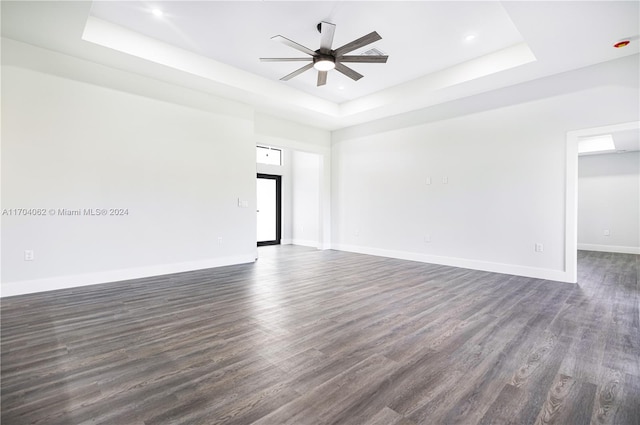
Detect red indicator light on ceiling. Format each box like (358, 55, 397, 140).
(613, 40, 630, 48)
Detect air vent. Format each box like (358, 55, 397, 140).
(361, 47, 386, 56)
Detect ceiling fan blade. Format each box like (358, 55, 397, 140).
(260, 58, 313, 62)
(334, 31, 382, 56)
(335, 63, 364, 81)
(319, 21, 336, 54)
(271, 35, 317, 56)
(337, 55, 388, 63)
(280, 62, 314, 81)
(317, 71, 328, 86)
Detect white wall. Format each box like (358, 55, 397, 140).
(3, 35, 637, 296)
(1, 40, 333, 296)
(1, 66, 257, 296)
(291, 151, 322, 247)
(332, 60, 639, 281)
(578, 152, 640, 254)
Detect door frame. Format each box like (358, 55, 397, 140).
(257, 173, 282, 246)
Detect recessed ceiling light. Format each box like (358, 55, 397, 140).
(338, 86, 345, 91)
(151, 8, 163, 18)
(578, 134, 616, 154)
(464, 34, 476, 42)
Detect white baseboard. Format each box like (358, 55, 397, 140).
(282, 239, 331, 250)
(291, 239, 321, 249)
(577, 243, 640, 255)
(331, 244, 572, 283)
(1, 254, 256, 298)
(4, 243, 582, 298)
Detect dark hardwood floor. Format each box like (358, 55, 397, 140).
(1, 247, 638, 424)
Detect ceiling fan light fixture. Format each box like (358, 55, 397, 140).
(313, 57, 335, 71)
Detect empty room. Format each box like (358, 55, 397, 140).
(1, 1, 639, 424)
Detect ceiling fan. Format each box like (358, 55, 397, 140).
(260, 22, 388, 87)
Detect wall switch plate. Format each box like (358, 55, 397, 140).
(424, 235, 431, 243)
(218, 237, 223, 245)
(603, 229, 610, 236)
(238, 198, 249, 208)
(442, 176, 449, 184)
(426, 177, 431, 185)
(535, 243, 544, 252)
(24, 250, 34, 261)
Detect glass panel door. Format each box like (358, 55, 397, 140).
(257, 174, 281, 245)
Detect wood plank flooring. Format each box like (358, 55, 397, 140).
(1, 247, 638, 424)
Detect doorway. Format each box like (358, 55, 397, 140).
(257, 173, 282, 246)
(566, 120, 640, 282)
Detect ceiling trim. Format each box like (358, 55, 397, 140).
(339, 42, 536, 118)
(82, 16, 340, 117)
(3, 1, 636, 131)
(82, 15, 536, 124)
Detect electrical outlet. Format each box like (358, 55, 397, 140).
(442, 176, 449, 184)
(535, 243, 544, 252)
(424, 235, 431, 243)
(24, 250, 34, 261)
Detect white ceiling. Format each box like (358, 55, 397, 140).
(88, 1, 527, 103)
(1, 1, 639, 130)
